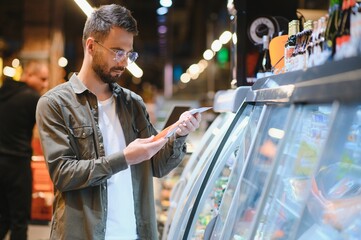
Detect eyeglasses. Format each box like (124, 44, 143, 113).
(94, 40, 139, 64)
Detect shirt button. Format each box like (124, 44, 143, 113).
(94, 105, 98, 109)
(82, 132, 86, 137)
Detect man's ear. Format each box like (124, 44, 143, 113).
(86, 38, 95, 54)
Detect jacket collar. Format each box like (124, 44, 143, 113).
(69, 73, 88, 94)
(69, 73, 122, 96)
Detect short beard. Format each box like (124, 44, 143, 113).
(92, 54, 123, 84)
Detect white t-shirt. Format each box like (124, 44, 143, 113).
(98, 97, 138, 240)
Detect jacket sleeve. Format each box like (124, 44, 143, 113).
(152, 134, 188, 178)
(36, 95, 128, 192)
(132, 97, 188, 178)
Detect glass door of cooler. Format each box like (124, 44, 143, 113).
(167, 110, 241, 240)
(248, 103, 336, 240)
(211, 104, 292, 240)
(182, 103, 265, 240)
(162, 111, 235, 240)
(181, 112, 236, 184)
(296, 104, 361, 239)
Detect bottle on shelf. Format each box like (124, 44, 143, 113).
(307, 20, 318, 68)
(261, 35, 273, 77)
(292, 25, 303, 71)
(324, 0, 342, 59)
(336, 0, 351, 51)
(284, 20, 300, 72)
(314, 16, 327, 66)
(335, 0, 358, 60)
(256, 35, 273, 79)
(300, 20, 313, 70)
(351, 0, 361, 54)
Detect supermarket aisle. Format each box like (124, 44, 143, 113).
(5, 223, 51, 240)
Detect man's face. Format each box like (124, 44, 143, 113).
(92, 27, 135, 84)
(26, 65, 49, 93)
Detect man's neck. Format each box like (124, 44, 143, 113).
(77, 69, 112, 101)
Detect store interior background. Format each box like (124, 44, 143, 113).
(0, 0, 331, 238)
(0, 0, 328, 104)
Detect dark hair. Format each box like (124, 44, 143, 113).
(82, 4, 138, 47)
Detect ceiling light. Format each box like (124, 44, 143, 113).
(203, 49, 214, 60)
(160, 0, 172, 8)
(211, 40, 222, 52)
(73, 0, 93, 17)
(157, 7, 168, 15)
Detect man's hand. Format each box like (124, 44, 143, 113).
(123, 136, 168, 165)
(175, 111, 201, 137)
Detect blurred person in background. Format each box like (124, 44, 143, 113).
(0, 60, 49, 240)
(35, 4, 201, 240)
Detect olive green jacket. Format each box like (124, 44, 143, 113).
(36, 74, 187, 240)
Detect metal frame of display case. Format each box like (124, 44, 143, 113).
(179, 99, 269, 239)
(217, 104, 294, 240)
(164, 87, 251, 240)
(179, 102, 255, 239)
(162, 112, 232, 240)
(182, 103, 291, 239)
(186, 103, 267, 239)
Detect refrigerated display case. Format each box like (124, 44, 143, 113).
(246, 55, 361, 240)
(184, 103, 265, 239)
(163, 87, 250, 240)
(169, 98, 267, 240)
(249, 104, 334, 240)
(162, 112, 232, 239)
(295, 104, 361, 240)
(177, 87, 251, 186)
(212, 105, 292, 240)
(177, 55, 361, 240)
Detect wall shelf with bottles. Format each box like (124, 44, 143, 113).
(249, 54, 361, 104)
